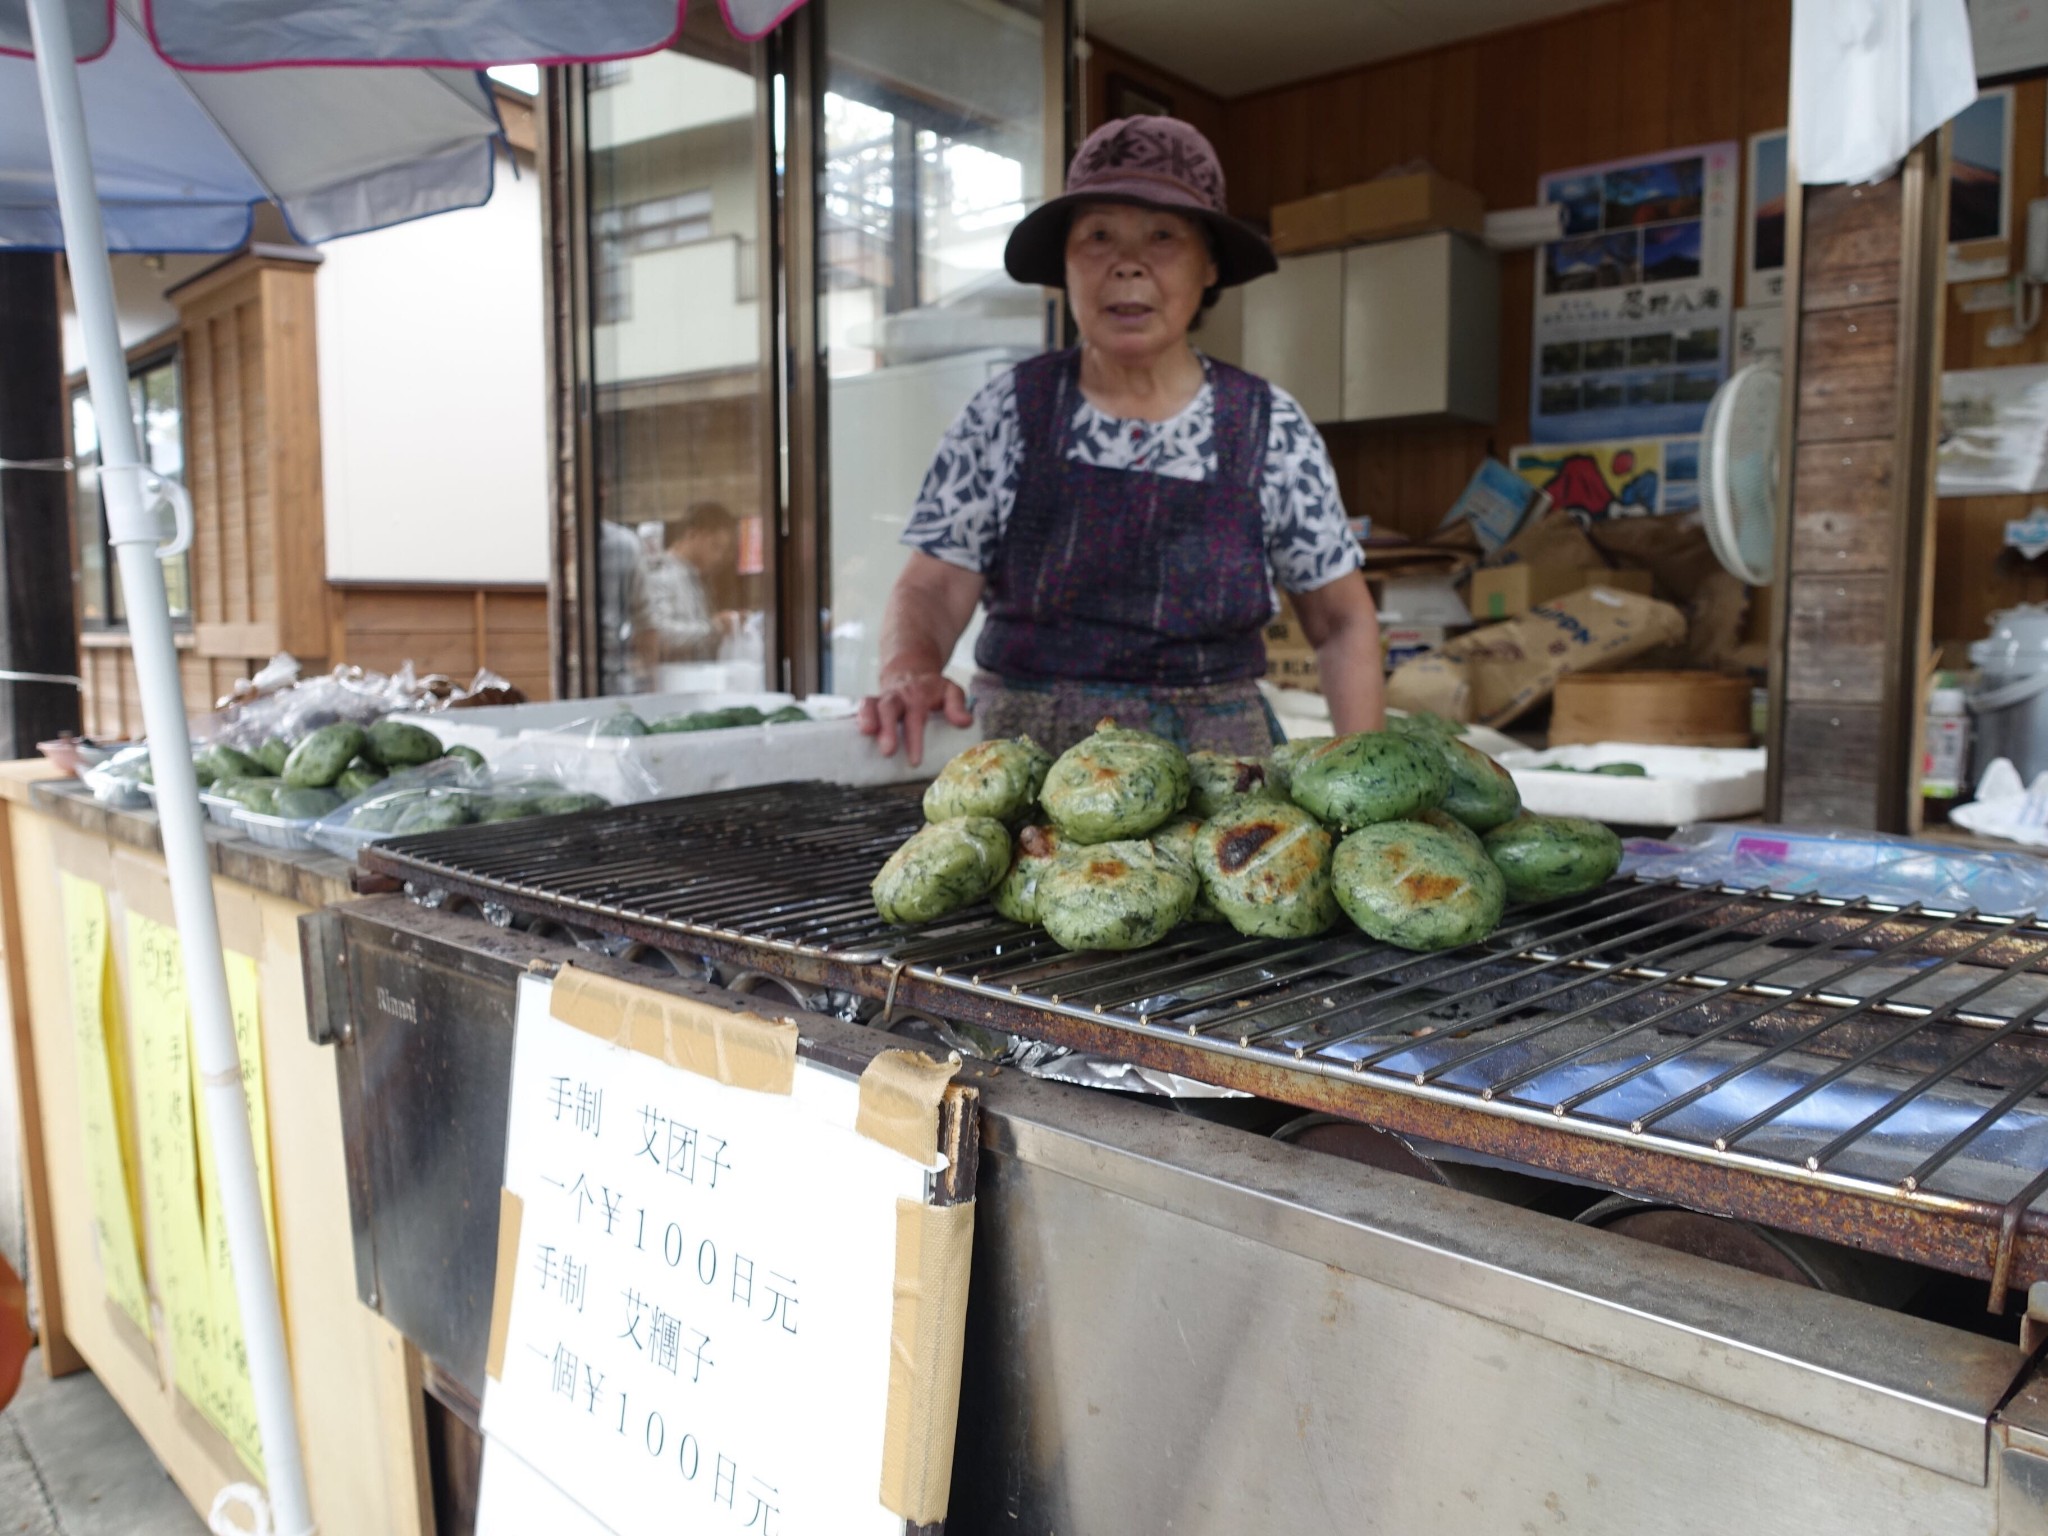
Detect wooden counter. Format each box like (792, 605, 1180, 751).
(0, 761, 429, 1535)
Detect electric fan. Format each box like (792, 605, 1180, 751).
(1698, 361, 1783, 585)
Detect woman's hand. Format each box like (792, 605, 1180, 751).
(860, 670, 974, 766)
(859, 553, 987, 767)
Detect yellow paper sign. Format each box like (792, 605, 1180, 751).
(58, 873, 149, 1336)
(188, 949, 274, 1475)
(125, 911, 213, 1411)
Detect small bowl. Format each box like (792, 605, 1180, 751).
(38, 735, 124, 777)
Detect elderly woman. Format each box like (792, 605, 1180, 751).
(859, 116, 1382, 762)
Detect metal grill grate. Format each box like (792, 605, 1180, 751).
(363, 782, 2048, 1292)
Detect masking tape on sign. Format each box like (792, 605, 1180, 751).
(854, 1048, 961, 1165)
(484, 1188, 524, 1384)
(879, 1198, 975, 1524)
(549, 964, 797, 1094)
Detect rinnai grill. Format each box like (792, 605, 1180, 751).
(361, 782, 2048, 1296)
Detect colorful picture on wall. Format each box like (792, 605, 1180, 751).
(1746, 129, 1786, 306)
(1951, 88, 2013, 248)
(1532, 141, 1738, 442)
(1512, 440, 1665, 518)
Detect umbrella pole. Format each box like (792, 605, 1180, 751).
(24, 2, 316, 1532)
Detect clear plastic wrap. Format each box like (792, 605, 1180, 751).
(81, 743, 154, 809)
(1621, 822, 2048, 917)
(305, 752, 623, 859)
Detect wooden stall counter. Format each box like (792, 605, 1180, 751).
(0, 760, 430, 1536)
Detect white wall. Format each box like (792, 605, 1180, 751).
(317, 148, 549, 583)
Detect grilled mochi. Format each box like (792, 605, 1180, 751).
(992, 824, 1062, 924)
(1036, 840, 1198, 951)
(1196, 801, 1338, 939)
(1417, 806, 1487, 856)
(1040, 719, 1190, 844)
(923, 735, 1052, 825)
(1288, 731, 1450, 831)
(872, 817, 1011, 926)
(1483, 814, 1623, 903)
(1429, 736, 1522, 832)
(1185, 750, 1284, 819)
(1267, 735, 1333, 795)
(1333, 820, 1505, 952)
(1150, 815, 1224, 923)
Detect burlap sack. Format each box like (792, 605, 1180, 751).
(1387, 584, 1688, 727)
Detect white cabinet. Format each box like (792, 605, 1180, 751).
(1244, 231, 1498, 426)
(1239, 250, 1342, 421)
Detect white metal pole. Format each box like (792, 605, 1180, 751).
(23, 2, 316, 1532)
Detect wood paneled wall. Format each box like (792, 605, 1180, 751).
(1208, 0, 1792, 541)
(327, 584, 551, 701)
(78, 642, 254, 741)
(1079, 38, 1226, 147)
(1936, 77, 2048, 653)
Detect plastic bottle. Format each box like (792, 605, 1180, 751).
(1922, 683, 1970, 809)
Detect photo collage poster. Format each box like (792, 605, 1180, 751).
(1531, 141, 1739, 445)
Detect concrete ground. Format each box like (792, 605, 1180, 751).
(0, 1351, 206, 1536)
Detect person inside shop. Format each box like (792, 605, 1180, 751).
(858, 115, 1381, 764)
(634, 499, 742, 668)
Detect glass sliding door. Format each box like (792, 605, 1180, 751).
(816, 0, 1051, 696)
(584, 23, 775, 697)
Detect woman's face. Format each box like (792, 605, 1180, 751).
(1064, 202, 1217, 365)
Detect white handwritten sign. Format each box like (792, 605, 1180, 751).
(478, 974, 936, 1536)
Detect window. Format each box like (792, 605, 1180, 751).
(589, 60, 632, 89)
(586, 42, 771, 696)
(591, 188, 715, 322)
(818, 0, 1047, 694)
(70, 351, 190, 627)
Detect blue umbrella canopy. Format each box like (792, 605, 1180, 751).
(0, 4, 502, 250)
(0, 0, 802, 66)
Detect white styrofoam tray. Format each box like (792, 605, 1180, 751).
(388, 691, 973, 804)
(1496, 742, 1767, 826)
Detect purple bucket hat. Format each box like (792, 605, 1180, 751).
(1003, 116, 1277, 289)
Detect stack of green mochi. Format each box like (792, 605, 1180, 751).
(873, 712, 1624, 954)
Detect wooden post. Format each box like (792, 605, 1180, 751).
(0, 252, 83, 757)
(1767, 137, 1947, 830)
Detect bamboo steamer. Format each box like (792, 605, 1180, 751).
(1549, 671, 1753, 748)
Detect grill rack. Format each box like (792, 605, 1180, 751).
(362, 781, 2048, 1296)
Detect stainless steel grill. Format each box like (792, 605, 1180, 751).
(361, 781, 2048, 1294)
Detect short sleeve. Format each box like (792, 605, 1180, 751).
(900, 370, 1023, 574)
(1259, 385, 1364, 594)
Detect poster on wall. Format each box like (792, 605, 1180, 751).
(1510, 437, 1701, 518)
(1746, 130, 1786, 307)
(1531, 141, 1739, 443)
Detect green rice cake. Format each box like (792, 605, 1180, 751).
(1288, 731, 1449, 831)
(924, 736, 1053, 826)
(1433, 736, 1522, 833)
(1036, 840, 1197, 952)
(1483, 814, 1623, 904)
(872, 817, 1010, 926)
(1416, 807, 1487, 856)
(992, 824, 1062, 925)
(1149, 816, 1223, 923)
(1195, 801, 1338, 939)
(1267, 735, 1333, 794)
(1185, 750, 1283, 819)
(1333, 820, 1505, 952)
(1040, 719, 1189, 844)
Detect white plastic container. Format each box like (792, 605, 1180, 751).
(1922, 685, 1970, 799)
(1496, 742, 1767, 825)
(387, 691, 977, 805)
(233, 807, 323, 851)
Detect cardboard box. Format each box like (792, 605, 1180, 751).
(1383, 624, 1449, 671)
(1466, 564, 1654, 622)
(1264, 594, 1457, 692)
(1340, 171, 1485, 245)
(1270, 191, 1345, 255)
(1269, 171, 1485, 256)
